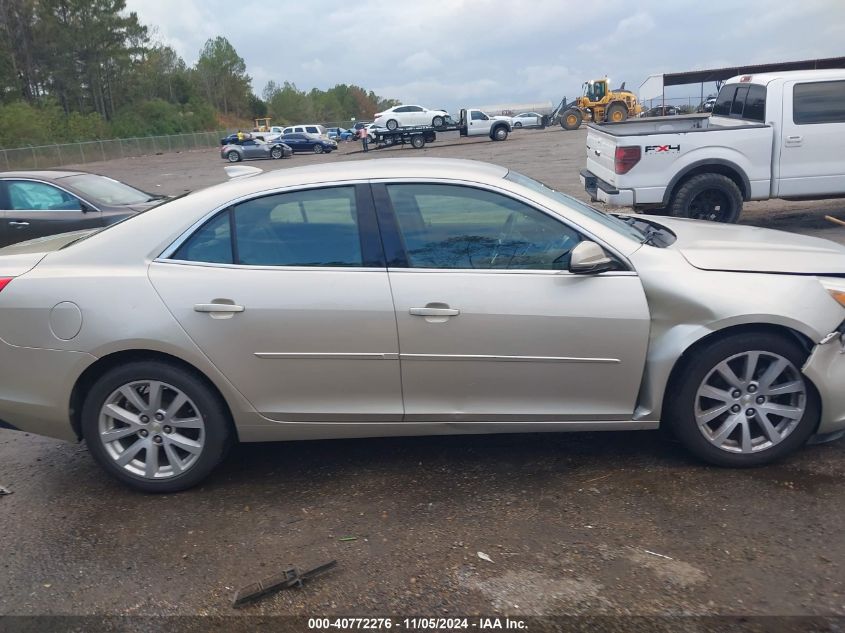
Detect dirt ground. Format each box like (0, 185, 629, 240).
(1, 127, 844, 623)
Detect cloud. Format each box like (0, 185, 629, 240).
(124, 0, 845, 109)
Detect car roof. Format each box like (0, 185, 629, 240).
(0, 170, 89, 180)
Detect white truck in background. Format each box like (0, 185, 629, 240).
(580, 69, 845, 222)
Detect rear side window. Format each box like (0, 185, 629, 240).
(173, 187, 363, 267)
(794, 81, 845, 124)
(712, 86, 736, 117)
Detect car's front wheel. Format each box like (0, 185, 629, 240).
(668, 332, 819, 467)
(270, 147, 283, 159)
(313, 144, 324, 154)
(82, 361, 232, 492)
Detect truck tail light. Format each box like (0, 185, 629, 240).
(0, 277, 14, 292)
(615, 146, 641, 174)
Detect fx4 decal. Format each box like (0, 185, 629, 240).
(645, 144, 680, 154)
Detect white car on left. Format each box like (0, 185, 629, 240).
(373, 105, 450, 130)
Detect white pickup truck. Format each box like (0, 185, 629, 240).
(580, 69, 845, 222)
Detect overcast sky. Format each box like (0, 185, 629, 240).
(126, 0, 845, 110)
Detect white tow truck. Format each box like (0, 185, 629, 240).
(580, 69, 845, 222)
(367, 108, 512, 149)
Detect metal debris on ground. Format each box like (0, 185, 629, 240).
(0, 486, 11, 496)
(644, 549, 674, 560)
(232, 560, 337, 608)
(477, 551, 494, 563)
(339, 536, 358, 542)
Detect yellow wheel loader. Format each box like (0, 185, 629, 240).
(548, 79, 643, 130)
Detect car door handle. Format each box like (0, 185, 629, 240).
(194, 303, 245, 313)
(785, 135, 803, 146)
(8, 221, 29, 228)
(409, 307, 460, 317)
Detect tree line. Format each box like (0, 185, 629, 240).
(0, 0, 398, 148)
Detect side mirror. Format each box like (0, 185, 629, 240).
(80, 201, 96, 213)
(569, 240, 615, 275)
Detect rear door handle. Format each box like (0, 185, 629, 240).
(194, 303, 245, 313)
(785, 135, 803, 147)
(8, 221, 29, 228)
(409, 307, 460, 317)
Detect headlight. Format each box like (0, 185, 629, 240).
(819, 277, 845, 308)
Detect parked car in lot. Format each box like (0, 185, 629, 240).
(642, 105, 679, 117)
(2, 157, 845, 492)
(374, 105, 450, 130)
(280, 133, 337, 154)
(282, 124, 328, 138)
(512, 112, 544, 128)
(697, 97, 717, 113)
(581, 69, 845, 222)
(327, 127, 354, 141)
(0, 170, 165, 247)
(220, 138, 292, 162)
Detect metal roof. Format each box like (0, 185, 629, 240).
(662, 56, 845, 86)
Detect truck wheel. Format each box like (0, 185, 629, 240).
(410, 135, 425, 149)
(666, 332, 818, 467)
(561, 109, 582, 130)
(491, 125, 509, 141)
(432, 116, 444, 128)
(226, 151, 241, 163)
(386, 119, 399, 131)
(670, 173, 743, 223)
(606, 103, 628, 123)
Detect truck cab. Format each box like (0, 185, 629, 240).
(459, 109, 511, 141)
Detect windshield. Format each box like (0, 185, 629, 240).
(504, 170, 645, 242)
(62, 174, 156, 205)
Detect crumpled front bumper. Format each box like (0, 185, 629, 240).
(804, 330, 845, 435)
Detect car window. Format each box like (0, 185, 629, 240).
(61, 174, 152, 205)
(305, 126, 318, 134)
(386, 183, 581, 270)
(4, 180, 82, 211)
(794, 80, 845, 124)
(712, 85, 736, 117)
(409, 106, 424, 112)
(470, 111, 486, 121)
(393, 106, 410, 113)
(743, 85, 766, 122)
(730, 86, 749, 116)
(174, 187, 363, 267)
(172, 209, 233, 264)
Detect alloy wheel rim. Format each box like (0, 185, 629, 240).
(694, 351, 806, 454)
(98, 380, 206, 479)
(690, 189, 730, 221)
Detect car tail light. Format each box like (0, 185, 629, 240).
(0, 277, 14, 292)
(614, 146, 641, 174)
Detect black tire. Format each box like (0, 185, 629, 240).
(514, 121, 523, 128)
(561, 108, 582, 130)
(432, 115, 444, 128)
(606, 103, 628, 123)
(81, 361, 233, 493)
(226, 151, 241, 163)
(491, 125, 509, 141)
(313, 144, 324, 154)
(386, 119, 399, 131)
(410, 134, 425, 149)
(270, 147, 283, 159)
(669, 173, 743, 223)
(667, 332, 819, 468)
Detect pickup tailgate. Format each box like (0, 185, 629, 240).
(585, 126, 618, 186)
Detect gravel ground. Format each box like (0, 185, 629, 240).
(1, 127, 844, 621)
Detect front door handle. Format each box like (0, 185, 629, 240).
(8, 221, 29, 228)
(409, 307, 460, 317)
(194, 303, 245, 313)
(785, 135, 803, 147)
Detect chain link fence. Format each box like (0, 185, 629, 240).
(0, 130, 227, 170)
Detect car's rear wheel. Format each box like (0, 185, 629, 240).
(670, 173, 743, 223)
(82, 361, 232, 493)
(226, 151, 241, 163)
(386, 119, 399, 131)
(270, 147, 283, 159)
(668, 332, 819, 467)
(313, 144, 324, 154)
